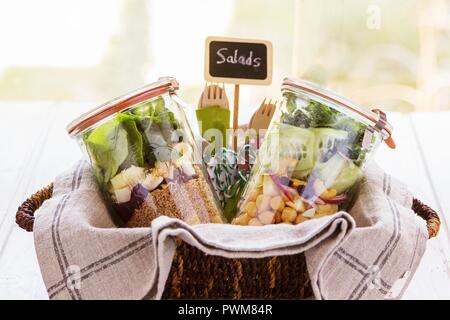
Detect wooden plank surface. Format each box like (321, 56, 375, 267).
(0, 104, 449, 299)
(0, 103, 89, 300)
(374, 112, 450, 299)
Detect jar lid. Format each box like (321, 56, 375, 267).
(67, 77, 179, 136)
(282, 77, 396, 149)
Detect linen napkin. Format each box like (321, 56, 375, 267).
(33, 160, 427, 300)
(196, 106, 230, 148)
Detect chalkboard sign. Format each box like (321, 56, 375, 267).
(204, 36, 273, 85)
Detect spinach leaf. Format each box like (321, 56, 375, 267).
(132, 98, 181, 165)
(84, 96, 180, 184)
(116, 113, 144, 168)
(132, 97, 178, 128)
(84, 118, 129, 183)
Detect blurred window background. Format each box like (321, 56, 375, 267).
(0, 0, 449, 120)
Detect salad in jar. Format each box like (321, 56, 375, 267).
(68, 78, 224, 227)
(233, 78, 394, 226)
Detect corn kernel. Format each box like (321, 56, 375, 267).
(316, 204, 339, 216)
(292, 179, 307, 187)
(281, 207, 297, 223)
(320, 188, 337, 200)
(244, 201, 257, 217)
(248, 189, 259, 201)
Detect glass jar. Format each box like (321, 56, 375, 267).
(233, 78, 395, 226)
(67, 77, 224, 227)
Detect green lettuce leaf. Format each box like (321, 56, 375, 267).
(84, 118, 129, 183)
(116, 113, 144, 168)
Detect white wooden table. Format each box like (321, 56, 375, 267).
(0, 103, 449, 299)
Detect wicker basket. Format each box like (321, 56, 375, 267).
(16, 183, 440, 299)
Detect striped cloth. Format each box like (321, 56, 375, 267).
(33, 160, 427, 300)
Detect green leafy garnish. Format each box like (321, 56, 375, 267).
(84, 118, 129, 184)
(334, 116, 368, 164)
(83, 96, 180, 184)
(306, 100, 340, 127)
(116, 113, 144, 168)
(132, 97, 178, 128)
(281, 95, 369, 166)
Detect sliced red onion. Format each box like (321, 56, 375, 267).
(270, 175, 297, 202)
(321, 194, 348, 204)
(113, 184, 149, 223)
(315, 197, 326, 205)
(301, 197, 317, 208)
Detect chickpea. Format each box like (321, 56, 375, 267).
(281, 207, 297, 223)
(242, 214, 253, 225)
(270, 196, 285, 212)
(274, 211, 282, 224)
(234, 214, 251, 226)
(256, 195, 271, 212)
(295, 214, 308, 225)
(244, 201, 257, 217)
(239, 214, 253, 226)
(258, 211, 275, 225)
(248, 218, 263, 226)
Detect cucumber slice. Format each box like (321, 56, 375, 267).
(315, 153, 347, 188)
(315, 153, 362, 194)
(260, 123, 315, 172)
(312, 128, 348, 162)
(331, 161, 362, 194)
(292, 168, 312, 179)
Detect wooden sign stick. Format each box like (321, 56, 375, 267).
(233, 84, 240, 151)
(204, 36, 273, 151)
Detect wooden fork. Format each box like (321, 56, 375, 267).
(249, 98, 277, 131)
(248, 98, 277, 147)
(198, 83, 229, 109)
